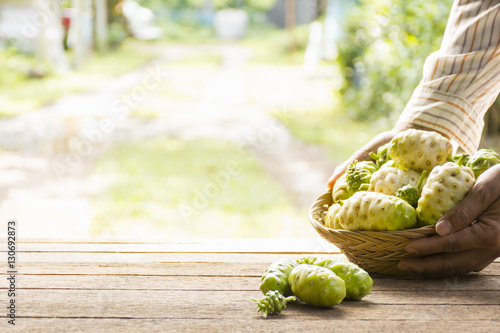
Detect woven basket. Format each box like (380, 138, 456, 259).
(309, 190, 437, 275)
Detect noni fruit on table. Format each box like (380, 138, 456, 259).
(337, 191, 417, 231)
(289, 264, 346, 307)
(416, 161, 475, 226)
(324, 203, 343, 229)
(345, 161, 379, 197)
(260, 258, 297, 296)
(388, 129, 453, 172)
(395, 170, 428, 208)
(369, 166, 422, 196)
(466, 148, 500, 179)
(252, 290, 296, 318)
(313, 257, 373, 301)
(332, 173, 350, 203)
(295, 256, 320, 265)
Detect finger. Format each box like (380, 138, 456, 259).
(470, 260, 493, 273)
(327, 130, 397, 189)
(435, 164, 500, 236)
(398, 249, 490, 277)
(406, 222, 491, 255)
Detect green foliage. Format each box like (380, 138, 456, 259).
(89, 137, 308, 238)
(337, 0, 454, 121)
(214, 0, 277, 12)
(0, 40, 154, 117)
(135, 0, 206, 10)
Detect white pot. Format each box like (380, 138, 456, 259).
(214, 9, 249, 40)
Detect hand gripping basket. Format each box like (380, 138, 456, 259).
(309, 190, 437, 275)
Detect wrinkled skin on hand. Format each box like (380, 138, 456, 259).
(398, 164, 500, 277)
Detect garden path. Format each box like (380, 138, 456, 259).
(0, 43, 337, 238)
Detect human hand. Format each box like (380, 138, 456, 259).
(326, 123, 430, 189)
(398, 163, 500, 277)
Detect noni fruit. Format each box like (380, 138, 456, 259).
(416, 161, 475, 226)
(260, 258, 297, 296)
(467, 148, 500, 179)
(346, 161, 379, 196)
(337, 191, 417, 231)
(324, 203, 343, 229)
(314, 257, 373, 301)
(369, 166, 421, 196)
(388, 129, 453, 172)
(289, 264, 346, 307)
(296, 256, 321, 265)
(395, 170, 428, 208)
(369, 142, 392, 167)
(332, 173, 350, 203)
(252, 290, 296, 319)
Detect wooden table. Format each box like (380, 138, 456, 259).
(2, 238, 499, 332)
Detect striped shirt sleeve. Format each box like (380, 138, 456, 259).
(397, 0, 500, 155)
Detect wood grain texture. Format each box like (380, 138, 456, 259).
(0, 238, 498, 332)
(12, 318, 500, 333)
(1, 274, 498, 292)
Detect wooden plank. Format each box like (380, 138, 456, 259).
(11, 290, 500, 319)
(0, 238, 341, 254)
(11, 252, 345, 264)
(7, 260, 500, 277)
(11, 318, 500, 333)
(0, 274, 498, 292)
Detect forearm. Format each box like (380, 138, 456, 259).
(398, 0, 500, 155)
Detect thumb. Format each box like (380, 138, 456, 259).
(436, 164, 500, 236)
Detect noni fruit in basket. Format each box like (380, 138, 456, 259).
(345, 161, 379, 197)
(289, 264, 346, 307)
(466, 148, 500, 179)
(395, 170, 428, 208)
(324, 203, 343, 229)
(337, 191, 417, 231)
(388, 129, 453, 172)
(369, 142, 392, 167)
(369, 166, 422, 196)
(260, 258, 297, 296)
(332, 173, 350, 203)
(252, 290, 296, 318)
(313, 257, 373, 301)
(416, 160, 475, 226)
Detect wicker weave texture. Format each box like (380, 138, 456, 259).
(309, 190, 437, 275)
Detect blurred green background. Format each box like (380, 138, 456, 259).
(0, 0, 498, 240)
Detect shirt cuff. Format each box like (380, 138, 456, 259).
(397, 87, 484, 155)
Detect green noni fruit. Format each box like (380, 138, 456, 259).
(395, 170, 428, 208)
(369, 142, 392, 167)
(417, 162, 475, 226)
(345, 161, 379, 197)
(252, 290, 296, 319)
(369, 166, 421, 196)
(296, 256, 320, 265)
(388, 129, 453, 172)
(466, 148, 500, 179)
(289, 264, 346, 307)
(337, 191, 417, 231)
(260, 258, 297, 296)
(332, 173, 350, 203)
(324, 203, 343, 229)
(313, 257, 373, 301)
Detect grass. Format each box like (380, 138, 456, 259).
(0, 39, 156, 117)
(88, 137, 313, 239)
(273, 106, 393, 163)
(241, 24, 310, 65)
